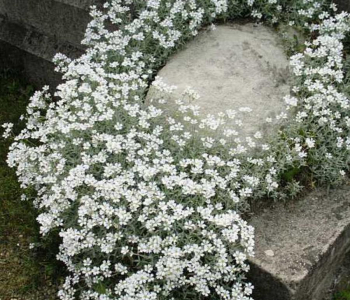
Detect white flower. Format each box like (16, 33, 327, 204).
(305, 138, 315, 148)
(2, 122, 13, 138)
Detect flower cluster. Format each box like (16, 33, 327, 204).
(284, 8, 350, 186)
(3, 0, 350, 299)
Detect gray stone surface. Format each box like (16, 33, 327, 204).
(0, 41, 63, 90)
(147, 23, 290, 138)
(0, 0, 99, 88)
(0, 0, 92, 48)
(56, 0, 105, 10)
(0, 16, 84, 62)
(249, 183, 350, 300)
(323, 250, 350, 299)
(334, 0, 350, 12)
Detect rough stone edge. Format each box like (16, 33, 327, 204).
(0, 40, 62, 90)
(335, 0, 350, 12)
(55, 0, 105, 10)
(0, 0, 93, 48)
(248, 185, 350, 300)
(0, 16, 84, 62)
(0, 15, 86, 89)
(296, 221, 350, 300)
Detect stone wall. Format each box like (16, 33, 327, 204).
(0, 0, 103, 88)
(335, 0, 350, 12)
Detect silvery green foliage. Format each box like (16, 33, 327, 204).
(2, 0, 350, 299)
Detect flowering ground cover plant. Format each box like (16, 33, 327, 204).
(2, 0, 350, 299)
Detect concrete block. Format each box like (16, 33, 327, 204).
(0, 0, 92, 48)
(334, 0, 350, 12)
(0, 15, 84, 89)
(249, 183, 350, 300)
(0, 16, 84, 62)
(0, 40, 62, 89)
(55, 0, 105, 10)
(0, 0, 98, 88)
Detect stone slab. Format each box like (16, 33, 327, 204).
(55, 0, 105, 10)
(0, 0, 97, 88)
(147, 23, 290, 138)
(322, 250, 350, 299)
(249, 183, 350, 300)
(0, 15, 85, 89)
(0, 0, 92, 48)
(334, 0, 350, 12)
(0, 40, 62, 90)
(0, 16, 84, 62)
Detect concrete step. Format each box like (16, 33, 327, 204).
(0, 14, 84, 88)
(0, 0, 98, 88)
(249, 183, 350, 300)
(0, 16, 84, 62)
(55, 0, 105, 10)
(334, 0, 350, 12)
(0, 0, 95, 48)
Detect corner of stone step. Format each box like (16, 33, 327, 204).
(248, 183, 350, 300)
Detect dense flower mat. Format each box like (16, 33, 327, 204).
(2, 0, 350, 299)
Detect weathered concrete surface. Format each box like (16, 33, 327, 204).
(0, 41, 63, 89)
(56, 0, 105, 10)
(0, 0, 95, 48)
(0, 0, 101, 88)
(147, 23, 290, 137)
(334, 0, 350, 12)
(323, 251, 350, 299)
(248, 183, 350, 300)
(0, 16, 84, 63)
